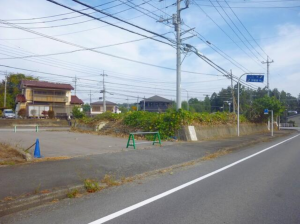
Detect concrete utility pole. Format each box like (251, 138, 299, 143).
(175, 0, 181, 111)
(230, 70, 236, 113)
(262, 56, 274, 97)
(4, 73, 7, 107)
(100, 71, 108, 112)
(159, 0, 189, 111)
(74, 75, 77, 95)
(88, 90, 93, 115)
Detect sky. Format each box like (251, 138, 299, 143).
(0, 0, 299, 104)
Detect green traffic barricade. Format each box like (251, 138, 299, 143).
(126, 132, 162, 149)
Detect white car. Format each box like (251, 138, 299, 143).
(2, 109, 16, 119)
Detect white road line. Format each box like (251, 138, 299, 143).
(89, 134, 300, 224)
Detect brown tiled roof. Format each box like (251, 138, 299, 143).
(71, 95, 84, 104)
(21, 80, 74, 90)
(15, 94, 26, 103)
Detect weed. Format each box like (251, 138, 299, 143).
(201, 150, 229, 161)
(67, 189, 79, 198)
(84, 179, 100, 193)
(34, 183, 41, 194)
(0, 161, 15, 166)
(101, 174, 120, 187)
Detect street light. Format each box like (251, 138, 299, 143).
(237, 73, 264, 136)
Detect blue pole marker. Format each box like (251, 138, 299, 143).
(264, 109, 269, 115)
(34, 139, 42, 158)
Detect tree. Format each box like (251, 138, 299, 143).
(246, 96, 284, 122)
(72, 106, 85, 119)
(82, 103, 90, 113)
(0, 73, 37, 109)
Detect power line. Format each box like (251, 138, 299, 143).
(222, 0, 270, 58)
(47, 0, 176, 46)
(3, 0, 118, 21)
(192, 0, 266, 71)
(207, 0, 264, 63)
(0, 2, 177, 41)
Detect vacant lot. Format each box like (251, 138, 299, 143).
(0, 131, 166, 158)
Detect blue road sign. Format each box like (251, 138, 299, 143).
(246, 75, 264, 82)
(264, 109, 269, 114)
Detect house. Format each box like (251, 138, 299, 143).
(15, 80, 83, 117)
(139, 95, 172, 112)
(90, 100, 120, 115)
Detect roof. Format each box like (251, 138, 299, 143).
(70, 95, 84, 104)
(21, 80, 74, 90)
(140, 95, 172, 103)
(91, 101, 116, 106)
(15, 94, 26, 103)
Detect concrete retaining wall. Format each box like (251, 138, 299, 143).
(74, 121, 109, 132)
(177, 123, 268, 141)
(0, 119, 69, 127)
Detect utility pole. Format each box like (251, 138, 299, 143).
(176, 0, 181, 111)
(137, 96, 139, 111)
(4, 73, 7, 107)
(126, 98, 129, 111)
(88, 90, 93, 115)
(100, 71, 108, 112)
(262, 56, 274, 97)
(144, 96, 145, 111)
(158, 0, 189, 110)
(73, 75, 77, 95)
(230, 70, 236, 113)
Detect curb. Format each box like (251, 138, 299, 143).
(0, 131, 294, 217)
(0, 185, 85, 217)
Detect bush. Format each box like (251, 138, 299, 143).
(18, 109, 27, 118)
(41, 110, 48, 117)
(0, 110, 2, 117)
(72, 106, 85, 119)
(48, 110, 55, 119)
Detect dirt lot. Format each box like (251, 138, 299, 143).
(0, 131, 171, 158)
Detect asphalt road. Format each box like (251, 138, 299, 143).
(1, 132, 300, 224)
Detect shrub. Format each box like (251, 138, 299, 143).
(18, 109, 27, 118)
(72, 106, 85, 119)
(0, 110, 2, 117)
(41, 110, 48, 117)
(48, 110, 55, 119)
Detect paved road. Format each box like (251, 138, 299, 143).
(1, 132, 299, 224)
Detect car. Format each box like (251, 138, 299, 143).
(2, 109, 16, 119)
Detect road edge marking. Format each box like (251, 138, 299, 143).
(89, 134, 300, 224)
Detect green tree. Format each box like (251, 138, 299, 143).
(82, 103, 90, 113)
(72, 106, 85, 119)
(0, 73, 37, 109)
(246, 96, 284, 122)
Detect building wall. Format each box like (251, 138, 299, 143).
(91, 105, 116, 114)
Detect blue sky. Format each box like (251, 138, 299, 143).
(0, 0, 299, 104)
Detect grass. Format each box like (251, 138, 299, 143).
(67, 189, 79, 198)
(101, 174, 120, 187)
(84, 179, 101, 193)
(0, 142, 26, 166)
